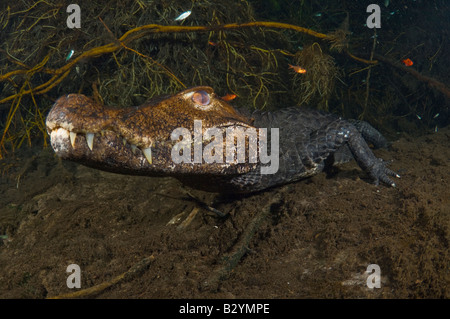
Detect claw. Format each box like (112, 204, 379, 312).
(370, 159, 400, 188)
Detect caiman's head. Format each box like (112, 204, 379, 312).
(46, 86, 257, 179)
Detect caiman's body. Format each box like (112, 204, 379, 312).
(46, 86, 399, 193)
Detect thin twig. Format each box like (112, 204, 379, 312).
(47, 255, 155, 299)
(361, 29, 378, 120)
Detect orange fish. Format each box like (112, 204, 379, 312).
(208, 41, 217, 46)
(401, 58, 413, 67)
(221, 93, 237, 101)
(288, 64, 307, 74)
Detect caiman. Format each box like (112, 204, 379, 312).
(45, 86, 399, 193)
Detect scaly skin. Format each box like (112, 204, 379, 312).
(46, 86, 399, 193)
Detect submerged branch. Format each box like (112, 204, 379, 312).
(373, 53, 450, 99)
(0, 21, 367, 106)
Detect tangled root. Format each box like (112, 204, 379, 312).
(292, 43, 341, 109)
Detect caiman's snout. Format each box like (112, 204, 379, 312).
(47, 94, 105, 152)
(46, 94, 154, 168)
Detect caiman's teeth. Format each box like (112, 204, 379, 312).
(86, 133, 94, 151)
(131, 144, 137, 154)
(142, 147, 152, 164)
(69, 131, 77, 148)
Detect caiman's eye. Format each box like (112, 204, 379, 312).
(192, 90, 211, 106)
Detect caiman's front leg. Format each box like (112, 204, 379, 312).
(307, 119, 400, 187)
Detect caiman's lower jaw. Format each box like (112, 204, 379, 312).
(48, 126, 154, 171)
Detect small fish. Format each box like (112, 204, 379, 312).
(314, 13, 322, 17)
(434, 126, 438, 132)
(402, 58, 413, 67)
(65, 49, 74, 61)
(174, 10, 191, 21)
(221, 93, 237, 101)
(384, 0, 390, 7)
(433, 113, 440, 118)
(208, 41, 217, 46)
(416, 114, 422, 120)
(288, 64, 306, 74)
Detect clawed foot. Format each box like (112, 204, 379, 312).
(368, 158, 400, 187)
